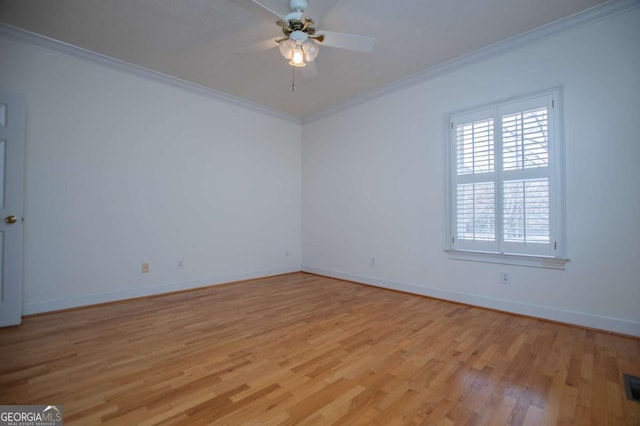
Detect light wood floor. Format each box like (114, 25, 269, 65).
(1, 273, 639, 425)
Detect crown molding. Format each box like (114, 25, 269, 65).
(3, 0, 637, 125)
(303, 0, 640, 124)
(0, 23, 302, 125)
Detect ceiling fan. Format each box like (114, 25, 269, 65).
(243, 0, 376, 78)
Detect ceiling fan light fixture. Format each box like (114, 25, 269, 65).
(302, 41, 319, 62)
(289, 44, 306, 67)
(278, 38, 295, 60)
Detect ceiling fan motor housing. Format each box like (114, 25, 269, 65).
(279, 17, 316, 38)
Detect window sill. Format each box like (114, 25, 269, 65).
(445, 249, 569, 269)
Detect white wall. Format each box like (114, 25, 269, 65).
(2, 8, 638, 336)
(1, 35, 302, 313)
(302, 9, 640, 336)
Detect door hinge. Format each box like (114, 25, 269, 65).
(552, 100, 555, 108)
(554, 241, 557, 250)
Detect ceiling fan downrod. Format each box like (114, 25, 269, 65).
(288, 0, 308, 13)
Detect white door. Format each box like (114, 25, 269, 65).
(0, 92, 26, 327)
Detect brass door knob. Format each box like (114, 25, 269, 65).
(4, 216, 17, 224)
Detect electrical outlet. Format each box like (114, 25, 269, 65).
(177, 259, 184, 270)
(500, 272, 510, 285)
(142, 262, 150, 273)
(370, 257, 376, 266)
(285, 250, 289, 258)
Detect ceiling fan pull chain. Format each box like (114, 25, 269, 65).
(291, 66, 296, 92)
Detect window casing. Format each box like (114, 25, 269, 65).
(447, 90, 566, 266)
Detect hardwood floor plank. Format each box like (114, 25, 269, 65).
(1, 272, 638, 425)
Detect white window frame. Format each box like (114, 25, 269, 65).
(445, 88, 568, 269)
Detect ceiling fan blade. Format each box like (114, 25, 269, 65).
(302, 60, 318, 78)
(236, 37, 280, 53)
(304, 0, 340, 24)
(317, 31, 376, 53)
(251, 0, 289, 20)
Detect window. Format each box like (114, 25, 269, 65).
(447, 90, 566, 267)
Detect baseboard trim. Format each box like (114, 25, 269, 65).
(301, 266, 640, 338)
(23, 267, 301, 315)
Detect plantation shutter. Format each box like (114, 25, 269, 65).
(449, 92, 559, 257)
(499, 96, 555, 256)
(451, 110, 498, 252)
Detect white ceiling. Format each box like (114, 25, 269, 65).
(0, 0, 609, 117)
